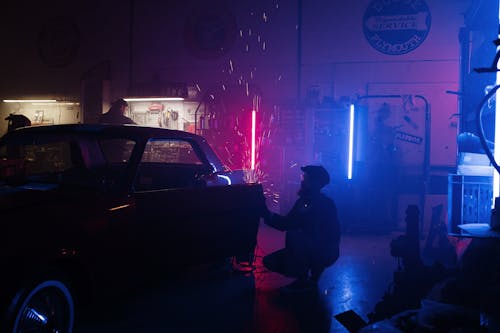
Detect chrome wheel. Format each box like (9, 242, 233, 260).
(12, 280, 74, 333)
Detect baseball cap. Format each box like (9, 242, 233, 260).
(301, 165, 330, 188)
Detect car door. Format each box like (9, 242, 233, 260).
(79, 136, 141, 289)
(131, 138, 259, 271)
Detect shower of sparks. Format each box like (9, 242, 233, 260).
(224, 146, 232, 165)
(218, 113, 280, 204)
(203, 2, 284, 218)
(249, 118, 280, 201)
(251, 110, 256, 169)
(244, 164, 264, 185)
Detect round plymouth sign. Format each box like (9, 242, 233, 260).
(363, 0, 431, 55)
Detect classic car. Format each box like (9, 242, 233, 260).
(0, 124, 264, 333)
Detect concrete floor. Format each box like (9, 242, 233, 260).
(252, 223, 397, 333)
(75, 221, 401, 333)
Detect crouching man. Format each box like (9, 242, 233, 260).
(261, 165, 341, 292)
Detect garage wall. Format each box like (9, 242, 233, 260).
(1, 0, 474, 163)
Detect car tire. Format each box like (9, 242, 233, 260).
(6, 278, 75, 333)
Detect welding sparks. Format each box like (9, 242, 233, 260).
(206, 2, 282, 210)
(251, 110, 256, 170)
(243, 116, 281, 204)
(214, 111, 280, 213)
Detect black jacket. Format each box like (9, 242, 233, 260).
(265, 192, 341, 265)
(98, 112, 136, 125)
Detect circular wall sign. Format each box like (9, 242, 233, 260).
(38, 17, 80, 67)
(184, 2, 237, 59)
(363, 0, 431, 55)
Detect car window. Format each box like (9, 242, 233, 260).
(141, 139, 203, 165)
(0, 139, 77, 176)
(99, 139, 135, 164)
(134, 139, 205, 191)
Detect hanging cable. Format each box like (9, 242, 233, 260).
(476, 84, 500, 175)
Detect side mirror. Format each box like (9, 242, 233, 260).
(199, 169, 246, 186)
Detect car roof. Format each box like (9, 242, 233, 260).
(1, 124, 204, 142)
(0, 124, 226, 171)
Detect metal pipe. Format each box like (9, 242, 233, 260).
(128, 0, 135, 95)
(357, 94, 431, 231)
(297, 0, 302, 105)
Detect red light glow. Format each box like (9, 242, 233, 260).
(251, 110, 256, 170)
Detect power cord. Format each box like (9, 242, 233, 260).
(475, 82, 500, 230)
(476, 83, 500, 175)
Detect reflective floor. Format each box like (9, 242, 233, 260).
(76, 222, 400, 333)
(253, 223, 397, 333)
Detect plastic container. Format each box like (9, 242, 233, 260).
(447, 174, 493, 235)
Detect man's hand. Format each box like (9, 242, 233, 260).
(257, 191, 272, 219)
